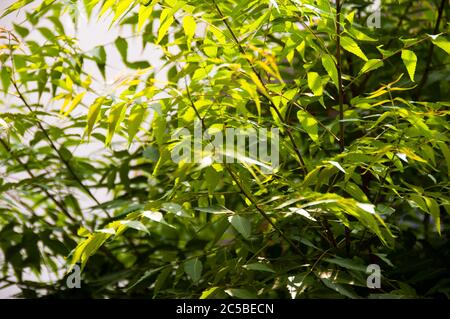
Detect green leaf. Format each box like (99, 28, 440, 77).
(325, 256, 366, 272)
(63, 92, 85, 116)
(401, 50, 417, 82)
(182, 15, 196, 50)
(184, 258, 203, 283)
(127, 104, 146, 144)
(138, 0, 157, 31)
(321, 277, 359, 299)
(115, 37, 129, 64)
(432, 35, 450, 55)
(153, 267, 171, 297)
(328, 161, 346, 173)
(106, 102, 127, 146)
(91, 46, 107, 79)
(200, 287, 221, 299)
(157, 8, 174, 44)
(225, 288, 258, 299)
(112, 0, 134, 23)
(161, 202, 190, 217)
(341, 36, 368, 61)
(1, 67, 11, 94)
(120, 220, 149, 234)
(85, 97, 104, 139)
(344, 182, 368, 202)
(115, 37, 150, 69)
(359, 59, 383, 74)
(424, 197, 441, 235)
(228, 215, 251, 239)
(321, 54, 339, 89)
(297, 110, 319, 143)
(1, 0, 33, 18)
(307, 72, 323, 96)
(243, 263, 276, 273)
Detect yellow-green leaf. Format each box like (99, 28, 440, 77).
(64, 92, 85, 116)
(157, 8, 174, 44)
(401, 50, 417, 82)
(138, 1, 157, 31)
(341, 36, 368, 61)
(127, 104, 147, 144)
(106, 102, 127, 146)
(321, 54, 339, 89)
(359, 59, 383, 75)
(297, 110, 319, 143)
(307, 72, 323, 96)
(86, 97, 105, 139)
(182, 15, 196, 50)
(113, 0, 134, 23)
(432, 35, 450, 55)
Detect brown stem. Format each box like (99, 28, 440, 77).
(336, 0, 345, 154)
(335, 0, 351, 255)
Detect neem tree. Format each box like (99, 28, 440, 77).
(0, 0, 449, 298)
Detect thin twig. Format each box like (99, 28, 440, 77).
(335, 0, 351, 255)
(415, 0, 447, 99)
(225, 164, 306, 257)
(211, 0, 308, 175)
(0, 138, 77, 222)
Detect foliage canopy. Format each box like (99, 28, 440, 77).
(0, 0, 449, 298)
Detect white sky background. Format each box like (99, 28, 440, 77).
(0, 0, 165, 298)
